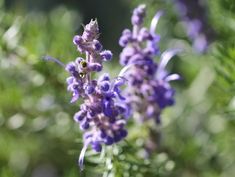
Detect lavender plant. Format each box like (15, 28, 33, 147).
(45, 19, 129, 170)
(119, 4, 180, 124)
(45, 4, 181, 171)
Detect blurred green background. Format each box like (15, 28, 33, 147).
(0, 0, 235, 176)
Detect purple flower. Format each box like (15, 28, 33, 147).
(131, 4, 146, 26)
(173, 0, 215, 53)
(44, 19, 129, 170)
(64, 20, 129, 170)
(119, 5, 180, 124)
(76, 74, 129, 170)
(100, 50, 113, 61)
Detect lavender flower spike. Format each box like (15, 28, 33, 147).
(63, 19, 129, 170)
(173, 0, 215, 53)
(44, 19, 130, 170)
(119, 4, 180, 124)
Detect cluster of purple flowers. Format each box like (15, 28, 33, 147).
(119, 4, 180, 124)
(45, 4, 181, 170)
(65, 20, 128, 169)
(174, 0, 215, 53)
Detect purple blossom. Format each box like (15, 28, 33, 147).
(131, 4, 146, 26)
(173, 0, 215, 53)
(67, 20, 129, 170)
(43, 4, 183, 170)
(75, 73, 129, 168)
(119, 5, 180, 124)
(47, 19, 129, 170)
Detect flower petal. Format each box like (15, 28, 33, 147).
(70, 93, 79, 103)
(165, 74, 181, 82)
(150, 11, 164, 34)
(42, 55, 65, 67)
(159, 49, 181, 71)
(78, 139, 91, 170)
(113, 77, 126, 100)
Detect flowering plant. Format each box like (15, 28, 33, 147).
(45, 4, 180, 170)
(45, 19, 129, 170)
(119, 4, 180, 124)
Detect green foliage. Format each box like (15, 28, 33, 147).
(0, 0, 235, 177)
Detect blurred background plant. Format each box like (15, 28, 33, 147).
(0, 0, 235, 177)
